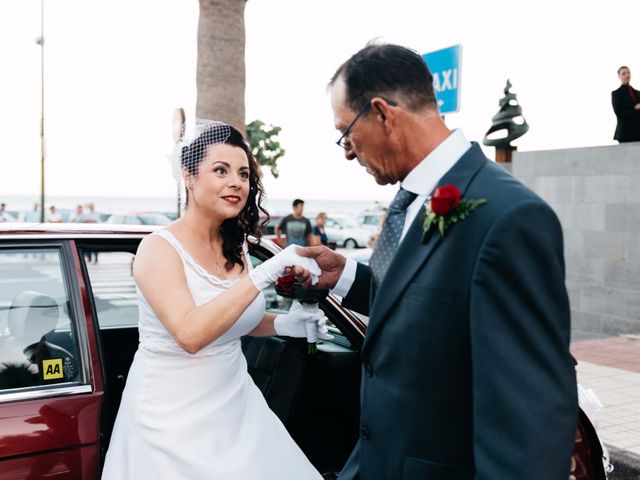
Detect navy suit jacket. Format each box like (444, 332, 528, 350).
(612, 84, 640, 142)
(338, 144, 578, 480)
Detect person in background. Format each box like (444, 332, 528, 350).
(81, 202, 101, 223)
(69, 204, 84, 222)
(46, 205, 63, 223)
(22, 203, 41, 222)
(312, 212, 328, 246)
(612, 65, 640, 143)
(80, 202, 101, 263)
(275, 199, 313, 247)
(0, 203, 10, 222)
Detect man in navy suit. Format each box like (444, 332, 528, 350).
(299, 43, 577, 479)
(612, 65, 640, 143)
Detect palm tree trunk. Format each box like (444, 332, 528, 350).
(196, 0, 246, 133)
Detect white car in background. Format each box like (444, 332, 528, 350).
(105, 212, 172, 226)
(325, 214, 371, 249)
(355, 211, 385, 233)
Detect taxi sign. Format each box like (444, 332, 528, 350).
(422, 45, 462, 115)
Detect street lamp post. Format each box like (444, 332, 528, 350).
(36, 0, 45, 222)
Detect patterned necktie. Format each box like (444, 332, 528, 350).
(369, 188, 418, 287)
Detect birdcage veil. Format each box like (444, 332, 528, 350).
(167, 119, 232, 200)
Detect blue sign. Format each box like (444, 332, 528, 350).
(422, 45, 462, 115)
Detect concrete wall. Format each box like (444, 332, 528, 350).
(512, 143, 640, 337)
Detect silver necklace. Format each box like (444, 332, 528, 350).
(214, 249, 223, 275)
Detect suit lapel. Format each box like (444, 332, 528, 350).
(364, 144, 488, 349)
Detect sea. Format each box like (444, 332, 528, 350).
(1, 195, 386, 219)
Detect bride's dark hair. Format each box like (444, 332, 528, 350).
(182, 123, 269, 271)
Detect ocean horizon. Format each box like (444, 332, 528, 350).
(1, 194, 386, 218)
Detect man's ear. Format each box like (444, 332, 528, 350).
(371, 97, 396, 131)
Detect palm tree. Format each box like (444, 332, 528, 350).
(196, 0, 246, 132)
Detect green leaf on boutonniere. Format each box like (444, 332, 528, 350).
(422, 198, 487, 243)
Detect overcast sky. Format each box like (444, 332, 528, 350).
(1, 0, 638, 203)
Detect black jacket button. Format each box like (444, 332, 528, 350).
(360, 425, 370, 439)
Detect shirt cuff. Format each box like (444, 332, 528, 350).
(331, 257, 357, 297)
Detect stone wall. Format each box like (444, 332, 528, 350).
(511, 143, 640, 337)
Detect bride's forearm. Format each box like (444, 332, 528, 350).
(178, 276, 261, 352)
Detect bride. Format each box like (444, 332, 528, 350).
(101, 121, 328, 479)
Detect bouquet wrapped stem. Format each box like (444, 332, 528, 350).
(302, 302, 320, 354)
(275, 273, 328, 354)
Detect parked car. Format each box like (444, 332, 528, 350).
(0, 223, 608, 479)
(259, 214, 283, 236)
(105, 212, 172, 226)
(0, 211, 17, 222)
(324, 214, 371, 249)
(163, 211, 179, 221)
(0, 223, 363, 478)
(355, 210, 385, 233)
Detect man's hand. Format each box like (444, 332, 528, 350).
(294, 246, 346, 290)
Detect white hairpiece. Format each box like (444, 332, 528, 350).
(167, 118, 232, 191)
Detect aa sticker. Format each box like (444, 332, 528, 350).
(42, 358, 64, 380)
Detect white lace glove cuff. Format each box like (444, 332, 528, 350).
(274, 301, 333, 341)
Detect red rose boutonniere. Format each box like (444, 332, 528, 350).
(422, 184, 487, 242)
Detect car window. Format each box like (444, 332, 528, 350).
(362, 215, 381, 226)
(83, 251, 138, 329)
(0, 248, 81, 391)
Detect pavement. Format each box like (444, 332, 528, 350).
(571, 334, 640, 478)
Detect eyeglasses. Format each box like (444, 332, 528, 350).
(335, 98, 397, 150)
(335, 100, 372, 149)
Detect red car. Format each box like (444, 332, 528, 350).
(0, 224, 605, 479)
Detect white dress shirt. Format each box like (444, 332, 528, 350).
(332, 129, 471, 297)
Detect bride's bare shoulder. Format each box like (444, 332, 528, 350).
(134, 231, 181, 273)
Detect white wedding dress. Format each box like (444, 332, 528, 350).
(102, 230, 322, 479)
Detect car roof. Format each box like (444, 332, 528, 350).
(0, 222, 158, 238)
(0, 223, 270, 248)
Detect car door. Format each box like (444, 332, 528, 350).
(0, 239, 101, 480)
(247, 239, 365, 475)
(74, 236, 141, 463)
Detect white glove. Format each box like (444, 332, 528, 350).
(249, 245, 321, 291)
(274, 300, 334, 341)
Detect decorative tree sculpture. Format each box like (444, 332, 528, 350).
(483, 79, 529, 163)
